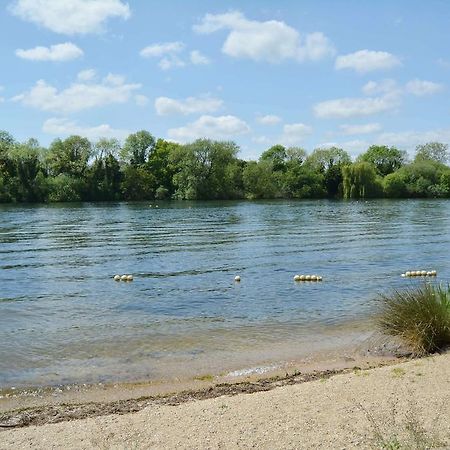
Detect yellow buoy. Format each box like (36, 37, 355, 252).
(114, 274, 121, 281)
(405, 271, 411, 277)
(120, 274, 128, 281)
(234, 275, 241, 282)
(311, 275, 318, 281)
(126, 274, 133, 281)
(420, 270, 427, 276)
(294, 275, 301, 282)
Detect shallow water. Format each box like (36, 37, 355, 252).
(1, 199, 449, 388)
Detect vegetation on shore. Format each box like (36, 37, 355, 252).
(1, 129, 450, 203)
(378, 284, 450, 356)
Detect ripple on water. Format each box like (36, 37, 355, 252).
(0, 199, 449, 388)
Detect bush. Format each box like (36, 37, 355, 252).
(378, 284, 450, 355)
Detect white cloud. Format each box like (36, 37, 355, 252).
(140, 42, 187, 70)
(193, 11, 334, 63)
(280, 123, 313, 145)
(405, 79, 444, 96)
(362, 79, 399, 96)
(340, 123, 382, 135)
(376, 128, 450, 148)
(134, 94, 148, 107)
(256, 114, 282, 125)
(140, 41, 184, 58)
(314, 94, 399, 119)
(77, 69, 97, 81)
(158, 56, 185, 70)
(141, 42, 210, 70)
(155, 95, 223, 116)
(13, 73, 140, 114)
(190, 50, 210, 65)
(15, 42, 83, 61)
(335, 50, 401, 73)
(10, 0, 130, 35)
(168, 115, 250, 142)
(43, 118, 129, 140)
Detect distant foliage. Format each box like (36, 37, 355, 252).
(0, 129, 450, 202)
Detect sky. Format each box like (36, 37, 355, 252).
(1, 0, 450, 160)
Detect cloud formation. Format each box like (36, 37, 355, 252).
(13, 73, 140, 114)
(314, 96, 399, 119)
(193, 11, 334, 63)
(10, 0, 130, 35)
(335, 50, 401, 73)
(405, 79, 444, 96)
(256, 114, 282, 125)
(140, 42, 209, 70)
(339, 123, 382, 135)
(155, 95, 223, 116)
(43, 117, 129, 140)
(168, 115, 250, 142)
(281, 123, 313, 145)
(16, 42, 83, 61)
(190, 50, 210, 65)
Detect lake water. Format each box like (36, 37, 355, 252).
(1, 200, 449, 388)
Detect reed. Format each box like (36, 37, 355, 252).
(378, 283, 450, 356)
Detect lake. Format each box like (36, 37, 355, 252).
(1, 199, 449, 388)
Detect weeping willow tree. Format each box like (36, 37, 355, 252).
(342, 161, 383, 199)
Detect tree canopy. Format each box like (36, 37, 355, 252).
(0, 128, 449, 203)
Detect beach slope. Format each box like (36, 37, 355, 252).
(2, 353, 449, 449)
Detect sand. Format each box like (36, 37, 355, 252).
(1, 353, 449, 449)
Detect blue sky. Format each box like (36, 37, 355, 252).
(1, 0, 450, 160)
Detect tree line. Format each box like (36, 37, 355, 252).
(0, 129, 449, 203)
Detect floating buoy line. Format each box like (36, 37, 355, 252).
(112, 270, 438, 283)
(114, 274, 133, 282)
(401, 270, 437, 278)
(294, 274, 323, 282)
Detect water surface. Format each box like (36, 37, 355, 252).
(1, 200, 449, 388)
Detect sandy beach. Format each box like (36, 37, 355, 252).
(1, 352, 449, 449)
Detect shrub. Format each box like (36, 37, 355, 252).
(377, 284, 450, 355)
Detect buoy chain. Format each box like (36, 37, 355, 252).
(114, 274, 133, 281)
(294, 274, 323, 282)
(401, 270, 437, 278)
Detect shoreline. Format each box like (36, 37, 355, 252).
(0, 344, 406, 429)
(1, 352, 449, 449)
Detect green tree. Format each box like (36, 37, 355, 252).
(383, 172, 408, 198)
(170, 139, 240, 199)
(7, 139, 47, 201)
(260, 145, 287, 172)
(146, 139, 180, 197)
(121, 130, 155, 166)
(47, 135, 91, 178)
(415, 142, 449, 164)
(342, 162, 383, 198)
(306, 147, 351, 197)
(243, 160, 279, 199)
(358, 145, 406, 177)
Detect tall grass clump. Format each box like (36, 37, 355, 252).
(378, 283, 450, 356)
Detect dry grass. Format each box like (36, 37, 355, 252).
(378, 283, 450, 356)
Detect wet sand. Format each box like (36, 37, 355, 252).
(1, 352, 449, 449)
